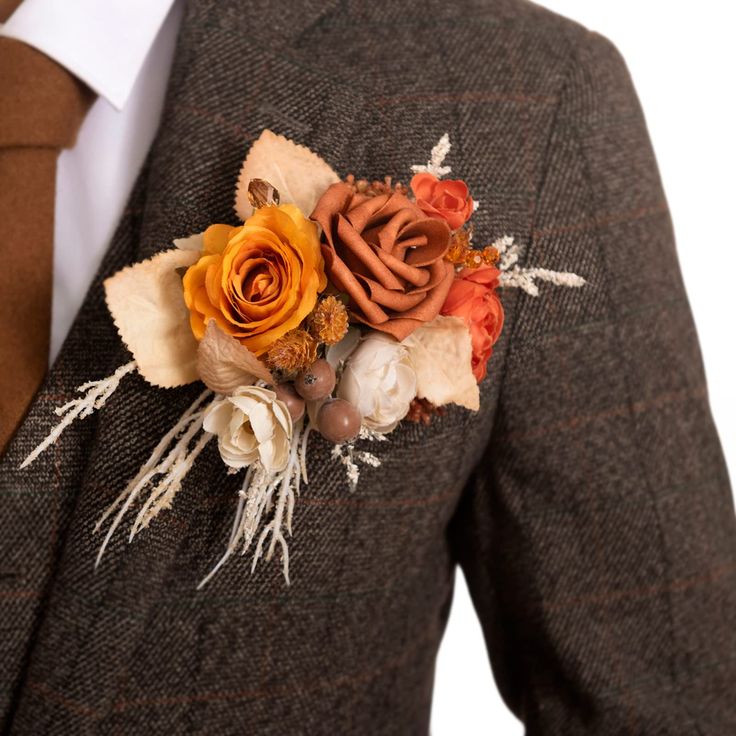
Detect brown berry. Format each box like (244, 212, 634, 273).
(294, 359, 336, 401)
(274, 382, 305, 422)
(317, 399, 361, 444)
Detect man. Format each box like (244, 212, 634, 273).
(1, 0, 734, 733)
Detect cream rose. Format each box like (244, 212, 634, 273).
(203, 386, 292, 472)
(337, 333, 417, 433)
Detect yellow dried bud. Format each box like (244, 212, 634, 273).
(266, 329, 318, 373)
(309, 295, 349, 345)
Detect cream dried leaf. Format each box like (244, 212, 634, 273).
(402, 315, 479, 411)
(104, 248, 200, 388)
(198, 320, 273, 394)
(173, 232, 204, 251)
(234, 129, 340, 220)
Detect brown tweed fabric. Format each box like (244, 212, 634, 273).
(1, 0, 734, 733)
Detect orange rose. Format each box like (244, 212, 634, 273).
(410, 173, 474, 230)
(441, 266, 504, 382)
(182, 204, 326, 356)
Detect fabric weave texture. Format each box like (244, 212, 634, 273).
(0, 0, 734, 733)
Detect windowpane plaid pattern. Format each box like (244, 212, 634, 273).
(1, 1, 734, 733)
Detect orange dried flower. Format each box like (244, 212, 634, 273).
(411, 173, 474, 230)
(309, 295, 349, 345)
(266, 329, 318, 373)
(441, 266, 504, 382)
(182, 206, 326, 356)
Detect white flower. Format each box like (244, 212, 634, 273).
(203, 386, 292, 473)
(337, 333, 416, 433)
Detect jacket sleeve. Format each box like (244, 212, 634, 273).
(449, 31, 736, 734)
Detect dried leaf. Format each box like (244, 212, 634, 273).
(197, 320, 273, 394)
(402, 315, 479, 411)
(104, 249, 200, 388)
(234, 130, 339, 220)
(174, 232, 204, 251)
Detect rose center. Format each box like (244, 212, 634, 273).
(236, 256, 281, 304)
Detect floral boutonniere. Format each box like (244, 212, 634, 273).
(23, 131, 584, 585)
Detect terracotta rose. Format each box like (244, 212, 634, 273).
(311, 182, 454, 341)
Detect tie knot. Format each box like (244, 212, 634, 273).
(0, 38, 93, 149)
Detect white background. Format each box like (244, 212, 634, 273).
(431, 2, 736, 733)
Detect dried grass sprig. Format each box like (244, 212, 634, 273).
(199, 418, 311, 588)
(21, 360, 138, 469)
(410, 132, 452, 177)
(495, 236, 586, 296)
(94, 388, 214, 566)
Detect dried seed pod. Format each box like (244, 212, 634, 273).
(294, 359, 336, 401)
(317, 399, 361, 444)
(274, 382, 305, 422)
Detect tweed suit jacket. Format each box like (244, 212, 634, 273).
(1, 0, 735, 733)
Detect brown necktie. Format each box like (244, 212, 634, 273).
(0, 9, 94, 452)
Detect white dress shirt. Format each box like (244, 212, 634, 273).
(1, 0, 182, 361)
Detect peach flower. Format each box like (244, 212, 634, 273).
(182, 205, 326, 356)
(441, 266, 504, 382)
(410, 173, 474, 231)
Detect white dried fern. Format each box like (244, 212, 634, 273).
(410, 132, 452, 177)
(494, 236, 586, 296)
(94, 388, 215, 565)
(331, 429, 384, 490)
(199, 419, 310, 587)
(20, 360, 138, 469)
